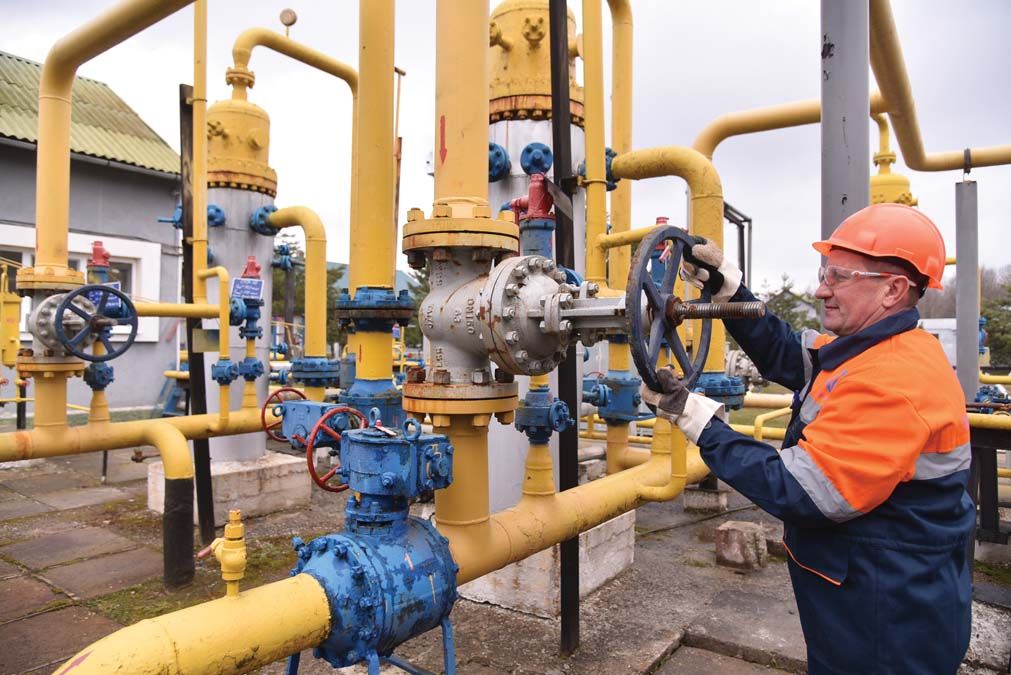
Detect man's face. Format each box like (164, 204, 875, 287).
(815, 249, 897, 336)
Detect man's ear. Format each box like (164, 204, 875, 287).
(881, 277, 911, 309)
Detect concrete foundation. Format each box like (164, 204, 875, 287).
(684, 484, 731, 513)
(459, 510, 635, 618)
(147, 452, 310, 525)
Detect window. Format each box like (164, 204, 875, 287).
(108, 261, 133, 295)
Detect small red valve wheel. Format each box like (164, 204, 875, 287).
(305, 406, 367, 493)
(261, 387, 308, 442)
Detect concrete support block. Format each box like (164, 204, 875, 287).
(0, 459, 45, 471)
(147, 451, 310, 524)
(459, 510, 635, 618)
(715, 521, 769, 571)
(683, 484, 731, 513)
(578, 458, 606, 483)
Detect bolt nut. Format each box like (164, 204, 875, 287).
(528, 360, 541, 372)
(433, 204, 452, 218)
(503, 307, 517, 320)
(406, 251, 426, 269)
(552, 270, 567, 283)
(505, 331, 520, 345)
(406, 366, 426, 383)
(505, 284, 520, 297)
(529, 258, 542, 271)
(494, 369, 515, 384)
(512, 265, 529, 279)
(558, 293, 574, 308)
(471, 369, 491, 385)
(515, 350, 529, 363)
(407, 208, 424, 222)
(587, 282, 600, 296)
(380, 472, 397, 487)
(432, 369, 451, 385)
(543, 259, 556, 272)
(558, 319, 573, 333)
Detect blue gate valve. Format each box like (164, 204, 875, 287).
(211, 359, 239, 386)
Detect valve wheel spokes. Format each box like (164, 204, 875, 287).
(260, 387, 308, 442)
(625, 225, 712, 392)
(53, 284, 139, 363)
(305, 406, 367, 493)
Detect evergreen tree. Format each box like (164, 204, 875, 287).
(982, 280, 1011, 368)
(759, 274, 821, 332)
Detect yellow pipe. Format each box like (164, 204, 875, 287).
(196, 266, 231, 429)
(135, 302, 218, 318)
(192, 0, 209, 302)
(597, 226, 652, 250)
(267, 206, 328, 401)
(869, 0, 1011, 171)
(730, 423, 787, 441)
(56, 574, 330, 675)
(88, 341, 111, 424)
(637, 418, 688, 501)
(997, 467, 1010, 479)
(581, 0, 607, 286)
(29, 0, 192, 283)
(744, 392, 793, 409)
(969, 413, 1011, 431)
(163, 370, 190, 380)
(606, 0, 633, 293)
(141, 422, 194, 480)
(522, 442, 555, 497)
(752, 407, 792, 442)
(610, 146, 725, 372)
(605, 423, 628, 474)
(980, 373, 1011, 385)
(434, 417, 489, 526)
(692, 93, 889, 159)
(872, 112, 893, 173)
(33, 377, 67, 431)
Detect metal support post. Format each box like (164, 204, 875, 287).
(820, 0, 870, 240)
(550, 0, 579, 655)
(955, 180, 979, 401)
(16, 382, 26, 430)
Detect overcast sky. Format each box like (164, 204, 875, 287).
(2, 0, 1009, 293)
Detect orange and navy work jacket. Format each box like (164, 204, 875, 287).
(699, 292, 974, 587)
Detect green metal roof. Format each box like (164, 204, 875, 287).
(0, 51, 179, 174)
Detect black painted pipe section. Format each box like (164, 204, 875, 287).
(163, 477, 196, 589)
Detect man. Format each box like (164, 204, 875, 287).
(642, 204, 973, 674)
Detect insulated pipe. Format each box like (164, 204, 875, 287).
(869, 0, 1011, 171)
(610, 146, 725, 372)
(56, 574, 331, 675)
(267, 206, 328, 401)
(142, 422, 195, 588)
(581, 0, 608, 286)
(692, 93, 889, 159)
(228, 29, 359, 246)
(30, 0, 192, 278)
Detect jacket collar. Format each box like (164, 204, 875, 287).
(817, 307, 920, 371)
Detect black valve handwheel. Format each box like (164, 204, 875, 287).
(54, 285, 138, 362)
(625, 225, 712, 392)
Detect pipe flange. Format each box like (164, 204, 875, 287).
(15, 266, 86, 292)
(402, 205, 518, 261)
(402, 381, 518, 426)
(16, 355, 85, 379)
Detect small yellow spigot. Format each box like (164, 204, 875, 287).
(198, 509, 247, 597)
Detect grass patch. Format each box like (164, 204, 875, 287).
(975, 560, 1011, 588)
(728, 407, 791, 428)
(681, 558, 713, 568)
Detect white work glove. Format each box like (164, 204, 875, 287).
(680, 236, 742, 303)
(639, 367, 724, 444)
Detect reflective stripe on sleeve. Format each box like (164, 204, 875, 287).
(800, 329, 821, 383)
(780, 444, 862, 523)
(912, 442, 971, 480)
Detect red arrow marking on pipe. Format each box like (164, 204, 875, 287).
(55, 651, 92, 674)
(439, 115, 448, 164)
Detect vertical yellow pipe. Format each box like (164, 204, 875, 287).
(433, 0, 489, 204)
(434, 418, 489, 526)
(88, 342, 111, 424)
(33, 377, 67, 431)
(582, 0, 607, 286)
(606, 0, 633, 287)
(192, 0, 209, 303)
(241, 338, 258, 409)
(522, 443, 556, 497)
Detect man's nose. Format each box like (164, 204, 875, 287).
(815, 282, 832, 299)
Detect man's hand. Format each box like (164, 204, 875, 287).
(639, 366, 725, 443)
(681, 236, 742, 302)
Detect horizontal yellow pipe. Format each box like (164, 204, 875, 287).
(968, 413, 1011, 431)
(998, 467, 1010, 479)
(870, 0, 1011, 171)
(56, 574, 330, 675)
(744, 393, 794, 409)
(692, 92, 889, 159)
(231, 27, 358, 95)
(136, 302, 218, 319)
(730, 423, 787, 441)
(980, 373, 1011, 385)
(163, 370, 190, 380)
(596, 226, 652, 250)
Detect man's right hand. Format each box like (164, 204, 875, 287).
(681, 236, 743, 302)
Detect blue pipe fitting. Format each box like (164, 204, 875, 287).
(582, 381, 612, 408)
(520, 142, 553, 175)
(290, 417, 458, 672)
(158, 204, 184, 229)
(973, 385, 1008, 414)
(210, 359, 239, 386)
(249, 204, 279, 236)
(488, 142, 511, 182)
(340, 354, 357, 388)
(228, 297, 246, 326)
(597, 372, 652, 423)
(272, 243, 294, 272)
(515, 386, 574, 444)
(279, 400, 357, 448)
(206, 203, 226, 228)
(694, 372, 746, 410)
(290, 357, 340, 389)
(83, 363, 115, 391)
(576, 146, 619, 191)
(237, 357, 264, 382)
(335, 287, 414, 333)
(340, 381, 404, 428)
(519, 217, 555, 258)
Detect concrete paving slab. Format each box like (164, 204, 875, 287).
(0, 575, 68, 623)
(684, 590, 807, 672)
(0, 559, 21, 579)
(0, 472, 99, 496)
(0, 485, 21, 502)
(658, 647, 791, 674)
(33, 486, 127, 511)
(0, 606, 121, 675)
(0, 495, 53, 521)
(0, 527, 136, 570)
(42, 547, 162, 599)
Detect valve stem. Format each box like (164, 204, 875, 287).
(667, 299, 766, 322)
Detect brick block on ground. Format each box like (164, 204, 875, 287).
(715, 521, 768, 571)
(148, 451, 311, 524)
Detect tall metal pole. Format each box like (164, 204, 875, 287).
(820, 0, 870, 240)
(549, 0, 579, 655)
(955, 180, 979, 401)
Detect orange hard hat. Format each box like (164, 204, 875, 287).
(812, 204, 946, 290)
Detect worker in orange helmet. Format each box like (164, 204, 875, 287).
(642, 204, 972, 674)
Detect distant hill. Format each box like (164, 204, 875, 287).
(327, 262, 414, 295)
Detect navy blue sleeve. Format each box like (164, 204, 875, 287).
(723, 285, 808, 392)
(697, 417, 832, 528)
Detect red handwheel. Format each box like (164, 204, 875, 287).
(261, 387, 308, 442)
(305, 406, 367, 493)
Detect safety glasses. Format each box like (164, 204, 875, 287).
(818, 265, 917, 289)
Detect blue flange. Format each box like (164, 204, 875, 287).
(237, 357, 264, 382)
(210, 359, 239, 385)
(249, 204, 279, 236)
(158, 204, 184, 229)
(83, 363, 115, 391)
(335, 287, 414, 333)
(206, 203, 226, 228)
(582, 381, 612, 408)
(488, 142, 511, 182)
(290, 357, 340, 389)
(520, 142, 553, 175)
(577, 146, 619, 191)
(515, 386, 574, 444)
(228, 297, 246, 326)
(695, 372, 746, 410)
